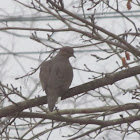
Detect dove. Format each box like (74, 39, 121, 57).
(39, 47, 75, 112)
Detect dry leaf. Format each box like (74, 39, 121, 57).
(122, 57, 128, 67)
(127, 1, 132, 10)
(125, 51, 130, 60)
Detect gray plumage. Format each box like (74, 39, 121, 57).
(39, 47, 75, 112)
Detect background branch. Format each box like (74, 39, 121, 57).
(0, 65, 140, 118)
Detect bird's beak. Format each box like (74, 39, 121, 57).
(72, 54, 76, 58)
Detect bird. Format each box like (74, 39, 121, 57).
(39, 47, 75, 112)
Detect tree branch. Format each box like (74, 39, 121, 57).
(9, 108, 140, 126)
(44, 0, 140, 57)
(0, 65, 140, 118)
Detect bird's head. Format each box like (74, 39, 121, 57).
(59, 47, 76, 58)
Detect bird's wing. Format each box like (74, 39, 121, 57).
(39, 60, 52, 91)
(48, 61, 73, 90)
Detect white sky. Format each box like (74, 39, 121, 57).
(0, 0, 140, 140)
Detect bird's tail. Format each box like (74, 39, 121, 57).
(46, 89, 59, 112)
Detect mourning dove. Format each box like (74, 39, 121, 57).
(39, 47, 75, 112)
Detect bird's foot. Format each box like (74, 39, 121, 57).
(55, 106, 61, 116)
